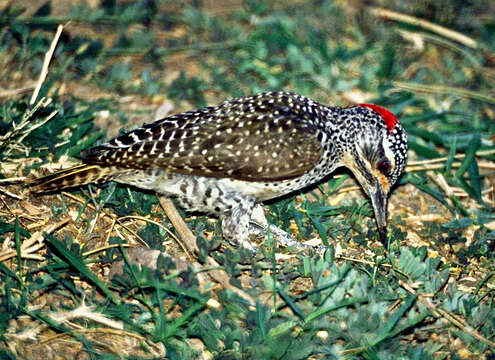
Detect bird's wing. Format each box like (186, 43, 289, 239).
(82, 92, 324, 181)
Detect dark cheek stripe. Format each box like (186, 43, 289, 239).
(355, 156, 375, 185)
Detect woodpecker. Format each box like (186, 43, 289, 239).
(31, 91, 407, 251)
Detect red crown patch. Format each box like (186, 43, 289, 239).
(358, 104, 398, 133)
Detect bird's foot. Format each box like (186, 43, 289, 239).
(221, 197, 258, 254)
(249, 205, 326, 253)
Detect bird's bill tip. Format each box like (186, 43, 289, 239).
(368, 183, 388, 244)
(378, 225, 387, 244)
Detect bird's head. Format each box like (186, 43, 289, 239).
(341, 104, 407, 244)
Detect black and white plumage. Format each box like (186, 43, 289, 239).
(31, 91, 407, 250)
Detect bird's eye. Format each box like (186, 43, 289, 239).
(377, 159, 391, 175)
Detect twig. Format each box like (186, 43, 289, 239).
(0, 83, 37, 99)
(103, 216, 117, 245)
(406, 161, 495, 173)
(335, 255, 393, 268)
(18, 110, 58, 145)
(411, 30, 479, 65)
(60, 192, 251, 304)
(48, 301, 123, 329)
(370, 8, 477, 49)
(34, 327, 145, 345)
(102, 39, 243, 57)
(158, 196, 256, 306)
(0, 97, 55, 157)
(392, 81, 495, 105)
(336, 185, 360, 194)
(0, 217, 70, 262)
(0, 177, 27, 183)
(31, 328, 164, 356)
(30, 24, 63, 105)
(0, 196, 27, 229)
(59, 191, 112, 217)
(404, 214, 446, 224)
(400, 281, 495, 349)
(407, 150, 495, 166)
(0, 187, 24, 200)
(83, 243, 134, 257)
(157, 197, 198, 254)
(60, 191, 149, 248)
(117, 215, 191, 259)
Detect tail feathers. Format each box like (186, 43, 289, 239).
(29, 164, 119, 193)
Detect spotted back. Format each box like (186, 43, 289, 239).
(82, 92, 324, 182)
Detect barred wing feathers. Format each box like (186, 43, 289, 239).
(82, 92, 324, 182)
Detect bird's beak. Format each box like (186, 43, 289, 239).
(368, 182, 388, 244)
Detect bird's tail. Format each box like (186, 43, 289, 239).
(29, 164, 119, 193)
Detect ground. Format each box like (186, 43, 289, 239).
(0, 1, 494, 359)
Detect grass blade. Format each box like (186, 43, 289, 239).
(278, 289, 305, 320)
(445, 137, 457, 174)
(467, 160, 482, 203)
(455, 135, 480, 179)
(373, 295, 416, 345)
(46, 234, 120, 304)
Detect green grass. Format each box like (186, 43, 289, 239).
(1, 0, 494, 358)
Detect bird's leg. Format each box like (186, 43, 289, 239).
(221, 195, 257, 253)
(249, 204, 324, 251)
